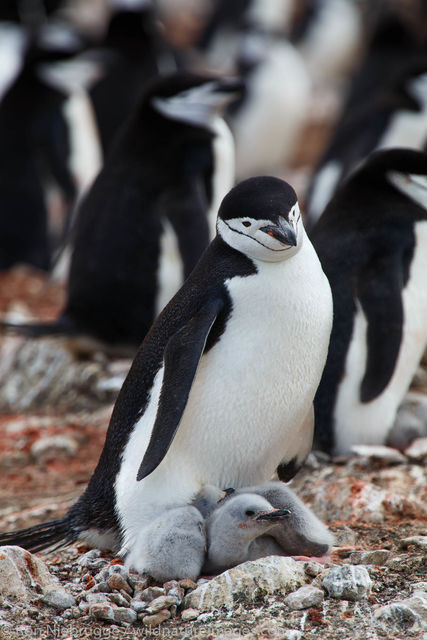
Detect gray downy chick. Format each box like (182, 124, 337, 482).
(128, 505, 206, 583)
(203, 493, 291, 573)
(236, 481, 335, 559)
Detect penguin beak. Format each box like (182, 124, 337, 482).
(260, 218, 297, 247)
(256, 508, 291, 522)
(209, 77, 245, 109)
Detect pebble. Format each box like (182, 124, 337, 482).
(145, 595, 178, 614)
(347, 549, 391, 565)
(164, 580, 184, 604)
(399, 536, 427, 551)
(179, 578, 197, 590)
(181, 608, 199, 621)
(304, 560, 325, 577)
(89, 603, 116, 622)
(130, 599, 147, 614)
(284, 585, 324, 610)
(112, 607, 137, 624)
(42, 588, 76, 610)
(141, 586, 165, 602)
(322, 565, 372, 601)
(106, 573, 133, 594)
(142, 608, 171, 627)
(374, 603, 423, 632)
(108, 592, 131, 607)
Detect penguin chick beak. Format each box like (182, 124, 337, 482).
(256, 508, 291, 522)
(260, 218, 297, 247)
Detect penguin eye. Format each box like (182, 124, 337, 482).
(245, 509, 255, 516)
(242, 221, 251, 227)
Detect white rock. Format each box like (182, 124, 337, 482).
(181, 608, 199, 621)
(31, 435, 78, 462)
(404, 438, 427, 461)
(112, 607, 137, 624)
(348, 549, 391, 565)
(322, 565, 372, 601)
(0, 546, 65, 601)
(284, 585, 324, 610)
(400, 536, 427, 550)
(183, 556, 306, 612)
(42, 587, 76, 610)
(374, 602, 424, 632)
(350, 445, 406, 464)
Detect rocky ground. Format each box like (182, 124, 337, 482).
(0, 270, 426, 640)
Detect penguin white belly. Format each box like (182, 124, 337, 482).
(115, 238, 332, 552)
(334, 221, 427, 454)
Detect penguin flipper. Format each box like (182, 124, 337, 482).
(136, 297, 224, 481)
(357, 252, 404, 403)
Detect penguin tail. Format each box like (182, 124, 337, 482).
(0, 317, 74, 338)
(0, 516, 76, 553)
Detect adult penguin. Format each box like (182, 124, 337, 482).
(311, 148, 427, 454)
(2, 72, 239, 352)
(0, 176, 333, 571)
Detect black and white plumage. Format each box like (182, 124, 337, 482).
(311, 148, 427, 455)
(2, 72, 239, 350)
(204, 482, 334, 574)
(0, 22, 79, 271)
(0, 176, 332, 571)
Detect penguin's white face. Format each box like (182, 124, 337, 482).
(217, 203, 303, 262)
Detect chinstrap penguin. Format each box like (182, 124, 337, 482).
(1, 72, 239, 351)
(0, 176, 332, 572)
(311, 148, 427, 454)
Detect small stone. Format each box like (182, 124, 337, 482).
(179, 578, 197, 591)
(86, 593, 110, 605)
(399, 536, 427, 550)
(108, 592, 131, 607)
(140, 586, 165, 602)
(404, 437, 427, 461)
(181, 608, 199, 621)
(304, 561, 324, 577)
(283, 632, 302, 640)
(145, 595, 178, 614)
(130, 599, 147, 613)
(348, 549, 391, 565)
(322, 565, 372, 601)
(30, 435, 78, 462)
(42, 588, 76, 610)
(142, 609, 171, 627)
(332, 526, 358, 547)
(129, 576, 151, 591)
(284, 585, 324, 610)
(89, 603, 116, 622)
(0, 546, 65, 601)
(77, 549, 102, 566)
(350, 444, 406, 464)
(107, 573, 133, 594)
(164, 580, 184, 604)
(374, 603, 422, 632)
(112, 607, 137, 624)
(90, 581, 111, 593)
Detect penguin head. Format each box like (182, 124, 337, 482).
(148, 72, 243, 130)
(219, 494, 291, 535)
(217, 176, 303, 262)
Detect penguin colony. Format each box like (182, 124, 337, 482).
(1, 0, 427, 581)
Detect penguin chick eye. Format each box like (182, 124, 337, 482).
(242, 221, 251, 227)
(245, 509, 255, 516)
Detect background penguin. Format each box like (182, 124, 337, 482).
(2, 72, 240, 352)
(311, 147, 427, 455)
(305, 9, 427, 227)
(0, 176, 332, 572)
(0, 21, 83, 271)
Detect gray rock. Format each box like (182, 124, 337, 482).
(145, 595, 178, 614)
(183, 556, 306, 612)
(141, 609, 171, 627)
(284, 585, 324, 610)
(400, 536, 427, 550)
(89, 603, 116, 622)
(130, 599, 147, 614)
(181, 608, 199, 621)
(303, 561, 325, 577)
(42, 588, 76, 610)
(31, 435, 78, 462)
(0, 546, 65, 601)
(322, 565, 372, 600)
(140, 586, 165, 602)
(374, 603, 424, 632)
(348, 549, 391, 565)
(112, 607, 137, 624)
(108, 592, 131, 607)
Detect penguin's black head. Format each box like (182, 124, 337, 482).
(144, 72, 244, 130)
(217, 176, 303, 262)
